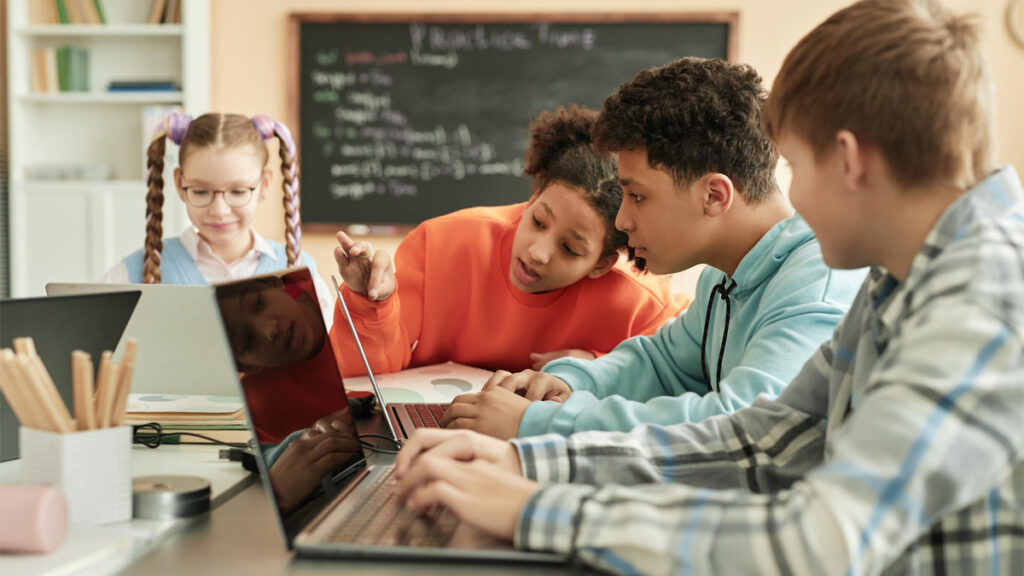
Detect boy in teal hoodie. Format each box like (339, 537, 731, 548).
(440, 58, 866, 439)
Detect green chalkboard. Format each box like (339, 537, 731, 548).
(290, 14, 735, 227)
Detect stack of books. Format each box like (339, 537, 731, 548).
(125, 394, 250, 445)
(29, 0, 107, 25)
(30, 47, 89, 93)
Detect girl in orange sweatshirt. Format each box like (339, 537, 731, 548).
(331, 106, 690, 377)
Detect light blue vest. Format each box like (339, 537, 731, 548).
(123, 237, 317, 285)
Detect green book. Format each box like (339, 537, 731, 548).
(68, 48, 89, 92)
(55, 0, 69, 24)
(56, 46, 69, 91)
(93, 0, 106, 24)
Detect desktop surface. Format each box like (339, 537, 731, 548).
(124, 460, 588, 576)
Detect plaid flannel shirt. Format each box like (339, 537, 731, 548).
(511, 166, 1024, 576)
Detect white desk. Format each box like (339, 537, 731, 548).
(0, 443, 254, 576)
(1, 363, 498, 574)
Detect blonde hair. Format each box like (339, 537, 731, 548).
(763, 0, 994, 190)
(143, 113, 302, 283)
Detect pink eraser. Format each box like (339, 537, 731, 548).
(0, 484, 68, 554)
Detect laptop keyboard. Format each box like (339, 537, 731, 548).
(327, 465, 458, 547)
(407, 403, 450, 428)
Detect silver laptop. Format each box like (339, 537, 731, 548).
(45, 283, 239, 396)
(0, 291, 139, 461)
(330, 276, 451, 441)
(213, 268, 565, 561)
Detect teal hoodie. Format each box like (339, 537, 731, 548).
(518, 214, 866, 437)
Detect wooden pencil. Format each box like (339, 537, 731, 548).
(11, 337, 37, 357)
(3, 350, 49, 430)
(0, 350, 39, 429)
(82, 354, 97, 430)
(110, 340, 138, 427)
(15, 356, 67, 432)
(25, 351, 75, 433)
(94, 351, 115, 428)
(72, 351, 98, 431)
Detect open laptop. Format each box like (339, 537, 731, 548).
(213, 268, 564, 561)
(0, 291, 140, 461)
(330, 276, 450, 441)
(46, 283, 240, 396)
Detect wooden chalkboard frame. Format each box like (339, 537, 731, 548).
(289, 12, 738, 234)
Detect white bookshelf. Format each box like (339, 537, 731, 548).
(20, 91, 186, 103)
(19, 24, 184, 36)
(5, 0, 210, 296)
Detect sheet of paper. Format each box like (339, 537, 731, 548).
(342, 362, 494, 403)
(125, 394, 242, 414)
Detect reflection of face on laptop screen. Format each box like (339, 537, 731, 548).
(214, 269, 364, 523)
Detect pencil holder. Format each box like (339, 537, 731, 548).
(20, 426, 132, 526)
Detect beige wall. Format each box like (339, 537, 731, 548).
(209, 0, 1024, 296)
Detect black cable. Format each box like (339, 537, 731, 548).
(133, 422, 248, 449)
(358, 433, 402, 454)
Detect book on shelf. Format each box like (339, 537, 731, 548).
(144, 0, 181, 25)
(107, 80, 179, 92)
(28, 0, 59, 25)
(30, 46, 89, 93)
(29, 1, 108, 25)
(146, 0, 168, 24)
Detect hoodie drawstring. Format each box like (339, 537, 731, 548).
(700, 277, 738, 393)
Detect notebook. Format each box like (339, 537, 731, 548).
(45, 283, 240, 396)
(330, 276, 452, 441)
(0, 291, 140, 461)
(212, 268, 565, 561)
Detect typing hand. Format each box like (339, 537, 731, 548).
(394, 429, 534, 542)
(529, 348, 595, 371)
(397, 455, 539, 544)
(333, 231, 396, 301)
(440, 387, 531, 439)
(393, 428, 522, 479)
(483, 369, 572, 402)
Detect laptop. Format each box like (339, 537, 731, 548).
(0, 291, 140, 461)
(330, 276, 451, 441)
(213, 268, 565, 561)
(46, 283, 240, 396)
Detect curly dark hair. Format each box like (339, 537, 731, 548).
(592, 57, 780, 203)
(523, 105, 632, 263)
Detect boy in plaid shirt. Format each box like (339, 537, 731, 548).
(393, 1, 1024, 573)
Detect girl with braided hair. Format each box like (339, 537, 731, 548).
(330, 105, 690, 381)
(100, 112, 333, 325)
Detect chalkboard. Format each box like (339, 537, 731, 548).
(289, 14, 736, 228)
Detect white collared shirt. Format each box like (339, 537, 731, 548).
(100, 227, 334, 328)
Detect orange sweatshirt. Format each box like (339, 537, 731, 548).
(331, 204, 690, 377)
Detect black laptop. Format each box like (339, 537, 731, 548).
(0, 291, 140, 461)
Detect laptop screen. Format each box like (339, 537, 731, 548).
(1, 291, 140, 461)
(213, 268, 364, 539)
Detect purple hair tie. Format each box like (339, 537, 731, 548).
(152, 113, 193, 144)
(251, 114, 296, 157)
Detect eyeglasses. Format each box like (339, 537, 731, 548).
(181, 178, 261, 208)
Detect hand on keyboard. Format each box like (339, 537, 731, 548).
(393, 429, 535, 540)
